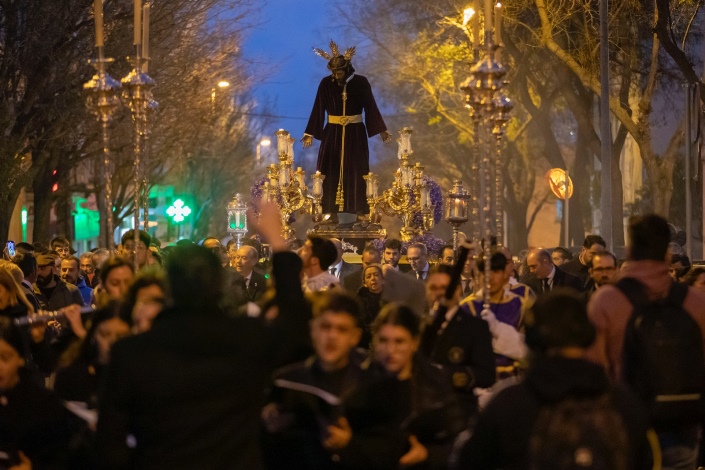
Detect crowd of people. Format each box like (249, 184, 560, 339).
(1, 204, 705, 470)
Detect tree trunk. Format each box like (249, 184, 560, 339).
(611, 154, 625, 246)
(32, 170, 54, 246)
(0, 190, 21, 245)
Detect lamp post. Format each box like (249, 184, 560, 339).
(256, 137, 271, 166)
(211, 80, 230, 114)
(444, 180, 471, 251)
(458, 1, 511, 313)
(84, 0, 121, 250)
(227, 193, 248, 249)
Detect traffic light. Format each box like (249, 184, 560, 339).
(51, 169, 59, 192)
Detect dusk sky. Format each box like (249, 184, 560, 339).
(243, 0, 341, 160)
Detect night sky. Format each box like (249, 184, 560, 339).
(243, 0, 342, 165)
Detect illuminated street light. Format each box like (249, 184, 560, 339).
(463, 7, 475, 26)
(256, 137, 272, 166)
(218, 80, 230, 88)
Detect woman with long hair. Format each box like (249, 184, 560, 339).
(0, 266, 53, 379)
(338, 303, 466, 469)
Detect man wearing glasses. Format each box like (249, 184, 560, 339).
(585, 251, 618, 302)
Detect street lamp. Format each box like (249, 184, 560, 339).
(256, 137, 271, 166)
(211, 80, 230, 113)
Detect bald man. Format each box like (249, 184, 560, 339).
(524, 248, 583, 296)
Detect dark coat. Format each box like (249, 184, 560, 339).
(35, 275, 85, 310)
(420, 306, 496, 417)
(245, 271, 268, 303)
(524, 268, 584, 296)
(263, 354, 368, 470)
(560, 257, 590, 286)
(339, 357, 467, 470)
(304, 74, 387, 214)
(0, 377, 71, 469)
(457, 356, 651, 470)
(96, 252, 312, 470)
(356, 287, 384, 349)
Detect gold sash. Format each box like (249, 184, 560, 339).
(328, 114, 363, 126)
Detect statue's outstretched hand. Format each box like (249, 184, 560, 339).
(380, 131, 393, 144)
(301, 135, 313, 149)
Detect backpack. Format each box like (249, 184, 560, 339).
(529, 393, 630, 470)
(617, 277, 705, 426)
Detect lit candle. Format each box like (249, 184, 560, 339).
(420, 186, 428, 207)
(134, 0, 142, 45)
(276, 129, 289, 155)
(373, 180, 379, 198)
(94, 0, 104, 48)
(142, 3, 150, 71)
(453, 199, 461, 218)
(397, 139, 403, 160)
(495, 3, 503, 46)
(287, 137, 295, 162)
(235, 211, 241, 229)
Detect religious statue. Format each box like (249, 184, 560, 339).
(301, 40, 392, 225)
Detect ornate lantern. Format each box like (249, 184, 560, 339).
(227, 193, 248, 248)
(444, 180, 471, 251)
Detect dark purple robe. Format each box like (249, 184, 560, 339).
(304, 74, 388, 214)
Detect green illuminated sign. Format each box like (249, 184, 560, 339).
(167, 199, 191, 223)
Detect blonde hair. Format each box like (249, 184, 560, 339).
(0, 260, 24, 285)
(0, 266, 34, 314)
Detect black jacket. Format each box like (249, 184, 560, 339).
(339, 357, 467, 470)
(0, 376, 70, 469)
(560, 257, 590, 286)
(35, 275, 85, 310)
(457, 356, 651, 469)
(525, 268, 584, 296)
(420, 306, 496, 415)
(263, 354, 368, 470)
(96, 252, 312, 470)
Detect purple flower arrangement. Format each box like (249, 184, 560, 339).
(249, 176, 295, 224)
(410, 176, 443, 228)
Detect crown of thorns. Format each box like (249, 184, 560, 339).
(313, 40, 356, 70)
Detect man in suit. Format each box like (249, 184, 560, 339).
(406, 242, 431, 282)
(232, 245, 267, 302)
(97, 203, 312, 470)
(524, 248, 583, 295)
(328, 238, 360, 284)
